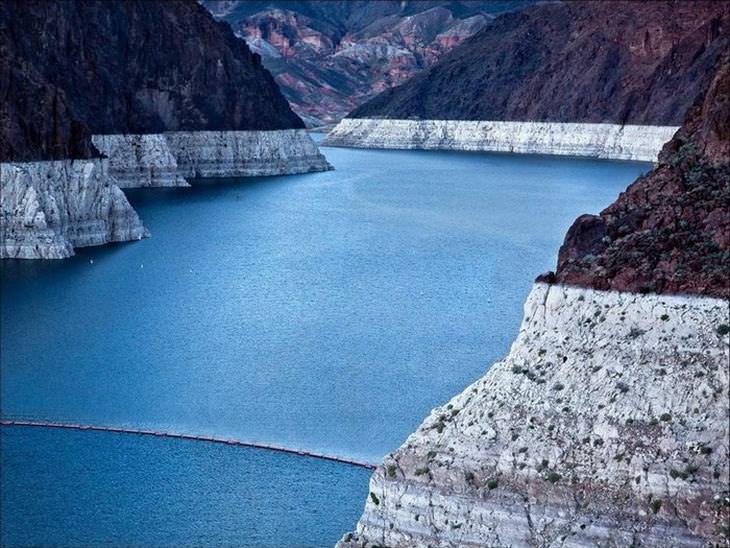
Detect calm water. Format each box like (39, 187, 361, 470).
(1, 140, 648, 546)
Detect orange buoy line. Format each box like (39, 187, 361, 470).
(0, 419, 376, 470)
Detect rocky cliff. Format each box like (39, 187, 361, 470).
(202, 1, 533, 126)
(349, 1, 729, 125)
(0, 161, 147, 259)
(324, 120, 679, 161)
(337, 50, 730, 548)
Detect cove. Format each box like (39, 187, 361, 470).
(1, 139, 649, 545)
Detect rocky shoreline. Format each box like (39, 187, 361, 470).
(324, 119, 679, 162)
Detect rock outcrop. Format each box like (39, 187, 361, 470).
(349, 1, 729, 126)
(337, 43, 729, 548)
(201, 1, 533, 126)
(324, 119, 679, 162)
(0, 161, 147, 259)
(541, 58, 730, 299)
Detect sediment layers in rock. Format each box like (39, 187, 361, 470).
(92, 129, 331, 187)
(339, 283, 730, 547)
(164, 129, 331, 178)
(0, 160, 148, 259)
(324, 119, 678, 162)
(91, 134, 189, 188)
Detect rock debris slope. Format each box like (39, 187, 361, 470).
(337, 54, 730, 548)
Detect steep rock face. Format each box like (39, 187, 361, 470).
(202, 1, 534, 126)
(338, 264, 730, 547)
(350, 1, 729, 126)
(91, 130, 331, 188)
(0, 0, 303, 163)
(542, 58, 730, 299)
(340, 284, 729, 547)
(0, 161, 148, 259)
(324, 119, 679, 161)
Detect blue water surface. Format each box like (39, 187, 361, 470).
(1, 140, 649, 545)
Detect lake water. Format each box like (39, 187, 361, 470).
(1, 140, 648, 546)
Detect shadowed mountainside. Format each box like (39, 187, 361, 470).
(0, 0, 303, 162)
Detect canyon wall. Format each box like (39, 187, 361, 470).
(349, 2, 728, 126)
(324, 119, 679, 162)
(0, 161, 147, 259)
(337, 48, 730, 548)
(340, 284, 729, 547)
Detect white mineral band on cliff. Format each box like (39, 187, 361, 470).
(324, 119, 680, 162)
(93, 129, 332, 187)
(0, 160, 148, 259)
(339, 283, 730, 547)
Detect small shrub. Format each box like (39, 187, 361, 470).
(386, 464, 397, 478)
(553, 383, 565, 391)
(660, 314, 669, 321)
(486, 478, 498, 490)
(370, 492, 380, 505)
(660, 413, 672, 422)
(629, 327, 645, 338)
(650, 499, 662, 514)
(717, 324, 730, 336)
(699, 445, 713, 455)
(414, 467, 430, 476)
(546, 472, 562, 483)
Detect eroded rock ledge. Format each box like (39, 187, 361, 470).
(0, 160, 148, 259)
(324, 119, 678, 162)
(92, 129, 331, 188)
(339, 284, 730, 547)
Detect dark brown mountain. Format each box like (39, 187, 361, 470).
(0, 0, 302, 162)
(202, 1, 534, 126)
(539, 56, 730, 299)
(350, 0, 730, 126)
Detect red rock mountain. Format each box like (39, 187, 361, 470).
(540, 56, 730, 299)
(202, 1, 534, 126)
(351, 0, 729, 126)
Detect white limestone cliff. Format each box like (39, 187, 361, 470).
(91, 134, 189, 188)
(324, 119, 680, 162)
(93, 129, 331, 187)
(338, 283, 730, 547)
(0, 160, 148, 259)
